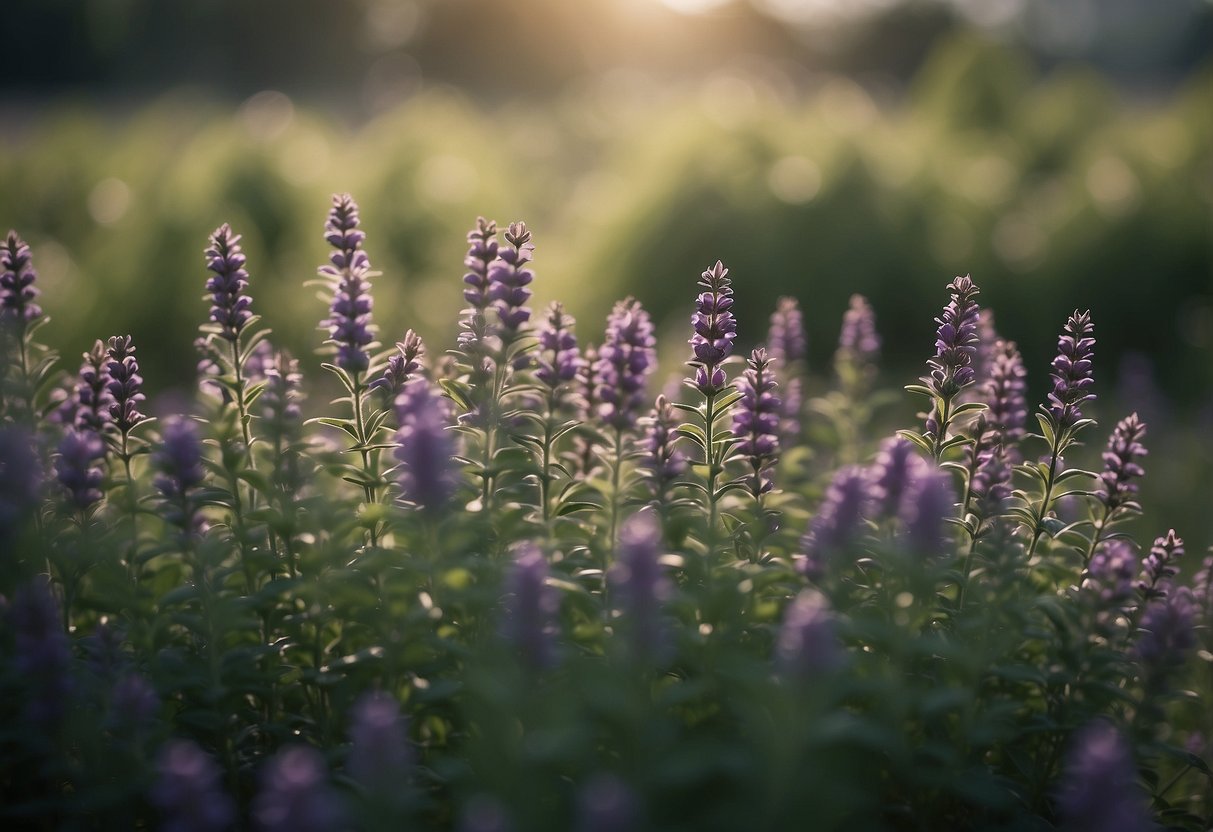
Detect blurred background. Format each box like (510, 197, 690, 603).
(2, 0, 1211, 543)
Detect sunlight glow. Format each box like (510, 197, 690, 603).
(658, 0, 733, 14)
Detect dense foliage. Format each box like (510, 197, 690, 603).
(1, 194, 1211, 830)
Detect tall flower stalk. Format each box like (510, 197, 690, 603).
(1, 231, 53, 424)
(524, 302, 581, 527)
(1081, 413, 1147, 568)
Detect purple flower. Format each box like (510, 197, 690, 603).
(834, 294, 880, 390)
(260, 348, 304, 440)
(347, 691, 412, 794)
(575, 774, 641, 832)
(151, 740, 236, 832)
(799, 466, 872, 576)
(922, 275, 981, 441)
(968, 439, 1012, 523)
(1135, 584, 1196, 670)
(66, 339, 113, 435)
(204, 224, 253, 341)
(595, 299, 657, 432)
(610, 511, 672, 663)
(487, 221, 535, 341)
(1137, 530, 1182, 602)
(319, 193, 375, 375)
(1057, 721, 1152, 832)
(870, 437, 928, 520)
(767, 296, 806, 368)
(106, 334, 149, 437)
(0, 426, 41, 541)
(252, 745, 345, 832)
(55, 428, 106, 512)
(776, 589, 843, 678)
(1047, 310, 1096, 434)
(394, 378, 457, 513)
(109, 672, 160, 734)
(534, 302, 580, 394)
(574, 342, 603, 474)
(980, 339, 1028, 454)
(1095, 413, 1147, 515)
(154, 417, 206, 532)
(500, 543, 561, 670)
(462, 216, 499, 312)
(898, 464, 956, 555)
(371, 329, 425, 400)
(687, 260, 737, 395)
(731, 348, 781, 498)
(10, 578, 72, 727)
(0, 230, 42, 327)
(640, 394, 687, 497)
(1085, 539, 1138, 607)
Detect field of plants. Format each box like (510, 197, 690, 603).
(2, 171, 1212, 829)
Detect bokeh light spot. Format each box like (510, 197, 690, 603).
(88, 178, 132, 225)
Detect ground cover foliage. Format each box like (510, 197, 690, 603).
(1, 193, 1212, 830)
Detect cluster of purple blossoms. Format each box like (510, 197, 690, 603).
(731, 348, 781, 498)
(1094, 413, 1147, 515)
(106, 335, 148, 438)
(1057, 721, 1152, 832)
(640, 395, 687, 498)
(500, 543, 561, 670)
(204, 224, 253, 342)
(980, 339, 1028, 452)
(1085, 540, 1138, 607)
(776, 589, 843, 678)
(153, 417, 206, 532)
(1137, 530, 1184, 602)
(319, 194, 375, 375)
(487, 222, 535, 344)
(55, 428, 106, 512)
(1135, 584, 1196, 671)
(347, 691, 412, 795)
(766, 297, 806, 443)
(0, 230, 42, 328)
(260, 348, 304, 435)
(688, 260, 737, 395)
(898, 465, 955, 555)
(1047, 310, 1096, 434)
(394, 378, 457, 514)
(594, 299, 657, 432)
(871, 437, 925, 519)
(922, 275, 981, 440)
(534, 302, 580, 397)
(834, 294, 880, 390)
(252, 745, 346, 832)
(462, 217, 499, 311)
(67, 340, 113, 434)
(372, 329, 426, 400)
(610, 511, 672, 663)
(151, 740, 236, 832)
(799, 465, 871, 579)
(967, 437, 1013, 524)
(10, 578, 72, 727)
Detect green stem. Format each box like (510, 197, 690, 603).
(351, 375, 381, 547)
(1024, 446, 1062, 565)
(930, 394, 953, 462)
(704, 389, 719, 543)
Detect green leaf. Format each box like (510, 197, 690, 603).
(556, 501, 603, 517)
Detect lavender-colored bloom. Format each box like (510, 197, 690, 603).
(1095, 413, 1147, 515)
(152, 740, 236, 832)
(870, 437, 928, 520)
(1047, 310, 1096, 433)
(595, 299, 657, 431)
(394, 378, 457, 513)
(687, 260, 737, 395)
(767, 296, 806, 367)
(260, 348, 304, 438)
(1085, 540, 1138, 607)
(1138, 530, 1183, 602)
(154, 417, 206, 531)
(106, 334, 148, 436)
(575, 774, 641, 832)
(462, 217, 499, 311)
(981, 339, 1028, 453)
(776, 589, 843, 678)
(610, 511, 672, 663)
(347, 691, 412, 793)
(968, 439, 1012, 523)
(778, 375, 804, 446)
(487, 221, 535, 340)
(109, 672, 160, 734)
(67, 340, 113, 434)
(10, 578, 72, 727)
(534, 301, 580, 394)
(969, 309, 1000, 390)
(253, 745, 345, 832)
(0, 426, 41, 540)
(0, 230, 42, 326)
(1057, 721, 1152, 832)
(55, 428, 106, 511)
(204, 224, 253, 341)
(833, 294, 880, 389)
(731, 348, 781, 498)
(319, 193, 375, 375)
(371, 329, 425, 399)
(898, 465, 956, 555)
(641, 395, 687, 496)
(799, 466, 872, 575)
(1135, 584, 1196, 670)
(500, 543, 560, 670)
(922, 275, 981, 440)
